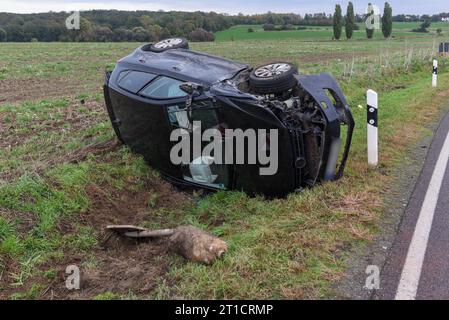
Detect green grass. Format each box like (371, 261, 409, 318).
(0, 145, 158, 292)
(215, 22, 449, 42)
(1, 32, 449, 299)
(93, 291, 121, 300)
(391, 21, 449, 31)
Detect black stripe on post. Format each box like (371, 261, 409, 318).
(433, 66, 438, 75)
(367, 105, 378, 128)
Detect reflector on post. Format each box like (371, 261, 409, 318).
(367, 89, 378, 167)
(432, 59, 438, 88)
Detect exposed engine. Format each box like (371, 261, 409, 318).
(232, 69, 328, 186)
(259, 89, 327, 186)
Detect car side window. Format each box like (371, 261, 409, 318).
(118, 71, 157, 93)
(139, 76, 187, 99)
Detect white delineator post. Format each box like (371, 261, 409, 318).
(432, 59, 438, 88)
(367, 89, 378, 166)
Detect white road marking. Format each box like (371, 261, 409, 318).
(395, 130, 449, 300)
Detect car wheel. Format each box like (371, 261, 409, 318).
(249, 62, 298, 94)
(148, 37, 189, 52)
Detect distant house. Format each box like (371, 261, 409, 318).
(442, 17, 449, 22)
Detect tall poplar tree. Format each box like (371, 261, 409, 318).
(345, 2, 355, 39)
(333, 4, 343, 40)
(382, 2, 393, 38)
(366, 3, 375, 39)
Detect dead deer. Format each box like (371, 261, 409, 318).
(106, 225, 228, 264)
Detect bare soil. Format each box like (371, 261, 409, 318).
(0, 172, 192, 299)
(0, 99, 115, 184)
(1, 99, 104, 148)
(0, 76, 97, 105)
(56, 179, 191, 299)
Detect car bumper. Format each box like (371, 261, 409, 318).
(295, 73, 355, 183)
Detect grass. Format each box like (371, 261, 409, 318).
(215, 22, 449, 42)
(1, 29, 449, 299)
(391, 21, 449, 31)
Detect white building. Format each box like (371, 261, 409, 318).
(442, 17, 449, 22)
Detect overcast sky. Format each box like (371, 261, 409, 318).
(1, 0, 448, 15)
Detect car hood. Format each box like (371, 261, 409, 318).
(123, 47, 250, 85)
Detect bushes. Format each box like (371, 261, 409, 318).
(93, 26, 114, 42)
(189, 28, 215, 42)
(412, 20, 431, 33)
(280, 24, 295, 30)
(0, 27, 6, 42)
(132, 27, 151, 42)
(113, 28, 134, 42)
(263, 23, 296, 31)
(263, 23, 275, 31)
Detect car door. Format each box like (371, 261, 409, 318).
(107, 71, 188, 176)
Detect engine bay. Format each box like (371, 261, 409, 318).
(231, 70, 328, 185)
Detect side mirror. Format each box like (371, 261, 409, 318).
(179, 82, 206, 96)
(180, 82, 209, 108)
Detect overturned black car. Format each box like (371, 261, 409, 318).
(104, 38, 354, 197)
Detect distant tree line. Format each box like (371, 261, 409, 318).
(0, 9, 447, 43)
(231, 12, 303, 25)
(393, 13, 449, 22)
(0, 10, 229, 42)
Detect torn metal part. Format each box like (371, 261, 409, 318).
(106, 225, 174, 238)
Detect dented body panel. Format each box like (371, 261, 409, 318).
(104, 45, 354, 196)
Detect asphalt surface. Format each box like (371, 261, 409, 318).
(379, 110, 449, 300)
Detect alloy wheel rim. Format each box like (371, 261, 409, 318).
(254, 63, 291, 78)
(154, 38, 183, 49)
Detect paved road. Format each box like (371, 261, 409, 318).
(379, 110, 449, 300)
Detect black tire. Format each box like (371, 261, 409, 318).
(249, 62, 298, 94)
(148, 37, 189, 53)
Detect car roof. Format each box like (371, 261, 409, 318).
(121, 46, 250, 85)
